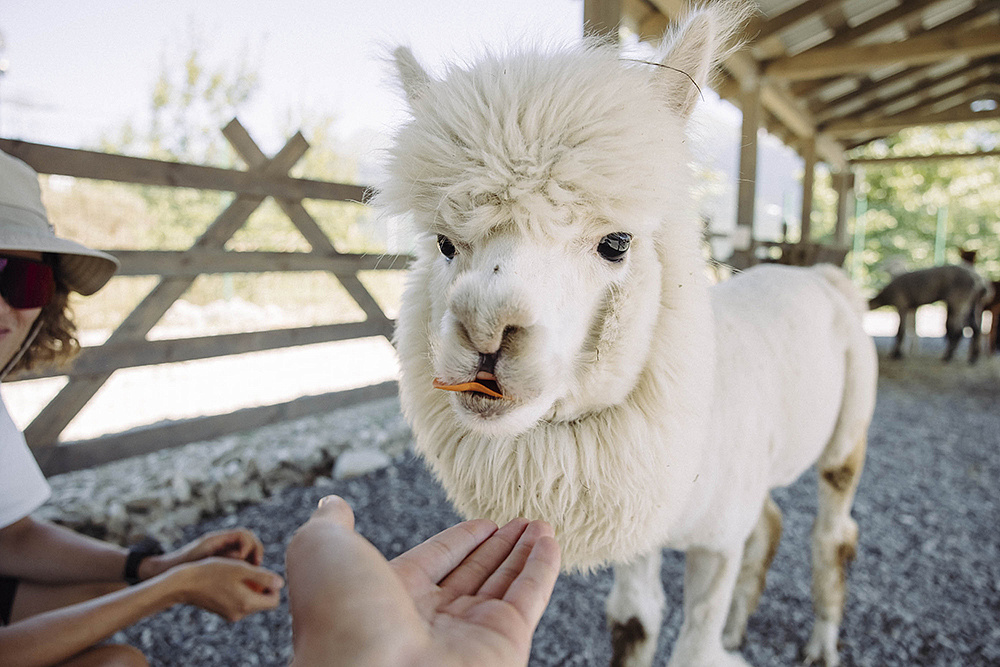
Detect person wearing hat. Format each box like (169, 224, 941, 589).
(0, 150, 284, 666)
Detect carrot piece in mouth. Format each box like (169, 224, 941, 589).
(433, 378, 504, 398)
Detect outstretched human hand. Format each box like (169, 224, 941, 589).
(286, 495, 561, 667)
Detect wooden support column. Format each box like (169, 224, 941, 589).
(800, 135, 816, 243)
(734, 75, 762, 265)
(584, 0, 621, 41)
(833, 168, 854, 246)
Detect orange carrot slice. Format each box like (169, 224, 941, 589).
(433, 378, 504, 398)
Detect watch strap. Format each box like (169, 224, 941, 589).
(124, 537, 165, 585)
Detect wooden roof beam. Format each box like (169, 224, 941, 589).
(826, 99, 1000, 137)
(754, 0, 844, 41)
(899, 81, 1000, 117)
(809, 57, 987, 117)
(818, 0, 947, 51)
(784, 4, 1000, 94)
(766, 24, 1000, 81)
(815, 60, 995, 123)
(630, 0, 847, 167)
(849, 148, 1000, 165)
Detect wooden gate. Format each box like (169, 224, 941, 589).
(1, 119, 409, 476)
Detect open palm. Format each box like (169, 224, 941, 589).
(287, 496, 560, 667)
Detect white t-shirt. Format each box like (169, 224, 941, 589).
(0, 393, 51, 529)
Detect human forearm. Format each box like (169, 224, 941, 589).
(0, 570, 183, 667)
(0, 516, 127, 583)
(0, 558, 282, 667)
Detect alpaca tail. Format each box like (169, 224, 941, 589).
(812, 264, 868, 318)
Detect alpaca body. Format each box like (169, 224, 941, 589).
(381, 4, 876, 665)
(676, 265, 868, 550)
(869, 262, 991, 362)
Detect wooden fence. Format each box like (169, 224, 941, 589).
(1, 119, 409, 476)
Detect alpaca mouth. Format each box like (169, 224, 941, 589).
(433, 370, 505, 399)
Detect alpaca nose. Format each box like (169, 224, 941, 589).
(449, 287, 532, 355)
(457, 320, 522, 356)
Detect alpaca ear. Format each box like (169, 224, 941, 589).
(394, 46, 432, 106)
(657, 1, 753, 119)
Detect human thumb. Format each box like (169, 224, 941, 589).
(313, 495, 355, 530)
(242, 566, 285, 596)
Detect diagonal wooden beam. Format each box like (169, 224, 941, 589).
(25, 122, 308, 455)
(222, 121, 392, 325)
(766, 24, 1000, 80)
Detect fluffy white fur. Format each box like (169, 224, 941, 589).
(380, 3, 878, 666)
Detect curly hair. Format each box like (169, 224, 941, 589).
(10, 283, 81, 374)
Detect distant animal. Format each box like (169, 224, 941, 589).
(985, 280, 1000, 354)
(381, 3, 878, 666)
(869, 262, 992, 363)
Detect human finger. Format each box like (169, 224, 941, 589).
(311, 495, 355, 529)
(241, 564, 285, 602)
(437, 518, 529, 596)
(476, 520, 555, 599)
(208, 529, 265, 564)
(391, 519, 498, 586)
(181, 559, 284, 620)
(196, 528, 264, 565)
(502, 534, 561, 626)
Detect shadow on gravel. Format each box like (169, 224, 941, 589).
(119, 339, 1000, 666)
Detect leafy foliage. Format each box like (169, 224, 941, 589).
(849, 121, 1000, 289)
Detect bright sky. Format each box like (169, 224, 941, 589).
(3, 0, 799, 237)
(1, 0, 585, 154)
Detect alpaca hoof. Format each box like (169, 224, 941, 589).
(667, 649, 750, 667)
(802, 623, 840, 667)
(722, 628, 745, 652)
(721, 610, 747, 651)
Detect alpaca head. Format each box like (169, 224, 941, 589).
(383, 4, 747, 439)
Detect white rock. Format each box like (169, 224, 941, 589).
(333, 448, 392, 480)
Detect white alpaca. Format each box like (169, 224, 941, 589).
(380, 3, 878, 666)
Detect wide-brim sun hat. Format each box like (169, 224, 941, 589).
(1, 149, 119, 296)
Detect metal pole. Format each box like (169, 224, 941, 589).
(851, 194, 868, 280)
(934, 204, 949, 265)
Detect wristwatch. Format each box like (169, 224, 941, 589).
(124, 537, 165, 585)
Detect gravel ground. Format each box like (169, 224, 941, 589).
(111, 338, 1000, 666)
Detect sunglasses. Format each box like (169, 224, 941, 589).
(0, 255, 56, 309)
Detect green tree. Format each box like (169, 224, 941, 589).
(849, 120, 1000, 290)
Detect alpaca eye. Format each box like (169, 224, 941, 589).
(597, 232, 632, 262)
(437, 234, 457, 260)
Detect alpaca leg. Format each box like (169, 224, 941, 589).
(669, 547, 749, 667)
(967, 303, 983, 364)
(607, 549, 664, 667)
(942, 303, 964, 362)
(890, 308, 908, 359)
(722, 495, 783, 650)
(805, 436, 867, 667)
